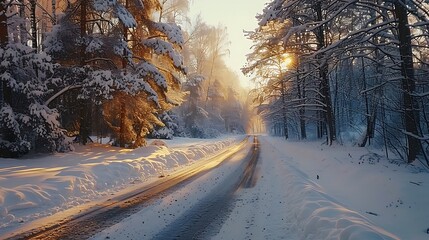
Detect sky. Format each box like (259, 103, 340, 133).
(188, 0, 269, 89)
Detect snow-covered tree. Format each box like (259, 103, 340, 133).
(250, 0, 429, 164)
(222, 88, 244, 133)
(110, 0, 186, 146)
(42, 0, 186, 148)
(149, 111, 179, 139)
(244, 19, 296, 140)
(180, 74, 208, 137)
(0, 2, 70, 157)
(0, 44, 67, 156)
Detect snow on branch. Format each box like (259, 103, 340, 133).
(29, 102, 61, 131)
(152, 22, 184, 47)
(123, 72, 160, 106)
(143, 38, 184, 69)
(93, 0, 118, 12)
(79, 70, 116, 102)
(115, 4, 136, 28)
(402, 130, 428, 141)
(93, 0, 136, 28)
(44, 85, 82, 106)
(135, 61, 168, 90)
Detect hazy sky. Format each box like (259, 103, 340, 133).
(188, 0, 269, 88)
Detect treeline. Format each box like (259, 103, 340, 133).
(245, 0, 429, 164)
(0, 0, 247, 157)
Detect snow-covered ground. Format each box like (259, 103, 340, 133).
(1, 135, 428, 239)
(263, 137, 428, 240)
(91, 136, 427, 240)
(0, 136, 243, 237)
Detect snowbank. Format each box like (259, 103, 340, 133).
(0, 136, 242, 234)
(266, 137, 428, 240)
(284, 168, 398, 240)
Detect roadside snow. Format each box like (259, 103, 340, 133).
(214, 136, 400, 240)
(92, 136, 412, 240)
(263, 136, 428, 240)
(0, 136, 242, 236)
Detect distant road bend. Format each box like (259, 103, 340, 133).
(6, 136, 260, 240)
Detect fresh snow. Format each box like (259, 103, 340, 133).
(0, 136, 242, 237)
(1, 135, 428, 239)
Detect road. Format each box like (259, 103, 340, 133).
(90, 135, 300, 240)
(7, 136, 259, 240)
(152, 136, 260, 239)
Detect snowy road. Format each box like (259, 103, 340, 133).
(153, 137, 259, 239)
(211, 137, 300, 240)
(6, 136, 256, 240)
(91, 136, 399, 240)
(88, 137, 262, 240)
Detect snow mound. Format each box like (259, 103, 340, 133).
(284, 168, 399, 240)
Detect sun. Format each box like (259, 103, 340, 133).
(281, 54, 293, 70)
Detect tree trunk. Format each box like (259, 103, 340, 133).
(0, 2, 9, 107)
(0, 3, 6, 47)
(320, 63, 336, 144)
(281, 79, 288, 140)
(80, 0, 87, 66)
(359, 57, 372, 147)
(295, 31, 307, 140)
(118, 0, 129, 148)
(394, 0, 420, 162)
(315, 1, 336, 145)
(360, 1, 381, 147)
(29, 0, 37, 50)
(79, 0, 90, 145)
(18, 0, 27, 44)
(0, 2, 6, 106)
(119, 99, 126, 147)
(52, 0, 57, 25)
(296, 70, 306, 139)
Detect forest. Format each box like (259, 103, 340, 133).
(0, 0, 250, 157)
(244, 0, 429, 166)
(1, 0, 428, 168)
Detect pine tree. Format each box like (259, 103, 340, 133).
(0, 1, 68, 156)
(105, 0, 186, 147)
(181, 74, 207, 137)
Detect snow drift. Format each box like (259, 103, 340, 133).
(0, 136, 241, 234)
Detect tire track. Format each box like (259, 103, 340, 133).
(153, 136, 260, 240)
